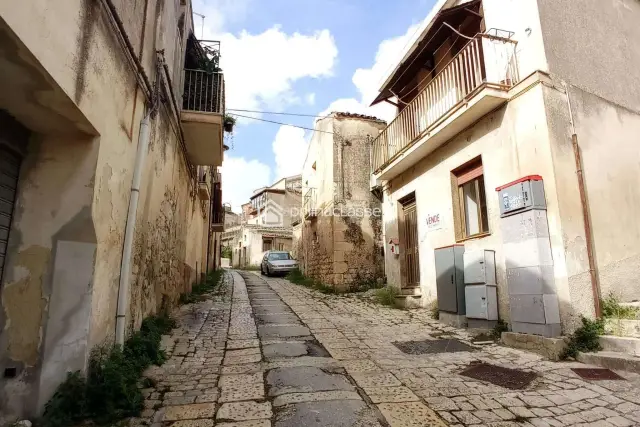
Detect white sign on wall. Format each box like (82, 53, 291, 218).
(425, 212, 442, 231)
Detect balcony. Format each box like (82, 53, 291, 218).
(371, 34, 519, 180)
(197, 166, 210, 201)
(303, 188, 317, 219)
(181, 39, 225, 166)
(211, 169, 224, 232)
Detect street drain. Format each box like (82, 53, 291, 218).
(571, 368, 626, 381)
(459, 363, 537, 390)
(393, 339, 475, 354)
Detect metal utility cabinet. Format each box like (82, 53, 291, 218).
(434, 245, 470, 328)
(464, 249, 498, 326)
(497, 175, 561, 337)
(434, 245, 466, 315)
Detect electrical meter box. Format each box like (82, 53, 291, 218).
(497, 175, 546, 217)
(465, 284, 498, 320)
(463, 250, 496, 285)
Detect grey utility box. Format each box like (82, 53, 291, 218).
(496, 175, 561, 337)
(497, 175, 546, 217)
(434, 245, 465, 314)
(463, 250, 496, 285)
(463, 250, 498, 321)
(465, 284, 498, 321)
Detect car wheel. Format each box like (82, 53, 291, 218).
(260, 265, 265, 275)
(265, 266, 271, 277)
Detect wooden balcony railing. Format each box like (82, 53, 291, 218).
(371, 34, 518, 173)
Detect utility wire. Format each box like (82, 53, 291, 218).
(231, 113, 335, 134)
(227, 108, 327, 118)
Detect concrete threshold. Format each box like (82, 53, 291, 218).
(577, 351, 640, 373)
(599, 335, 640, 356)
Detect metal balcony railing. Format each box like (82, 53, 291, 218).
(183, 70, 224, 114)
(303, 188, 317, 218)
(371, 33, 519, 173)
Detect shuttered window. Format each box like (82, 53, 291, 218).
(453, 157, 489, 239)
(0, 147, 21, 281)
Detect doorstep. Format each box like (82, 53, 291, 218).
(599, 335, 640, 356)
(395, 287, 422, 308)
(577, 351, 640, 373)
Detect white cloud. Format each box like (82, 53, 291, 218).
(221, 156, 271, 212)
(209, 26, 337, 117)
(305, 93, 316, 106)
(191, 0, 251, 34)
(272, 126, 309, 180)
(319, 24, 421, 123)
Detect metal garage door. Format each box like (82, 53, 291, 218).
(0, 146, 20, 281)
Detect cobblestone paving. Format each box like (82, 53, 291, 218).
(135, 271, 640, 427)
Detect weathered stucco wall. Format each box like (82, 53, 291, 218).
(534, 0, 640, 306)
(0, 0, 209, 420)
(543, 82, 640, 306)
(482, 0, 548, 80)
(0, 132, 99, 420)
(537, 0, 640, 113)
(383, 84, 574, 327)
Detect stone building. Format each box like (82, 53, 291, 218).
(221, 175, 301, 268)
(370, 0, 640, 333)
(223, 225, 293, 268)
(0, 0, 226, 421)
(295, 113, 386, 291)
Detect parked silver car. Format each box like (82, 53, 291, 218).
(260, 251, 298, 276)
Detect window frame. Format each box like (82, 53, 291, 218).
(452, 157, 490, 241)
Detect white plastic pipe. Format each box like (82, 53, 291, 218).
(115, 114, 151, 345)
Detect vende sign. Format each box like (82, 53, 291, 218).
(425, 212, 442, 231)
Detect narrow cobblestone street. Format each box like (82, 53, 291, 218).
(138, 271, 640, 427)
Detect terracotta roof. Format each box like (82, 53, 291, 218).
(330, 112, 387, 124)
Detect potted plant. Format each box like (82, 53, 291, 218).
(224, 114, 236, 133)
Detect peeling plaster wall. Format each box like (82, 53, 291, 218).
(0, 0, 208, 420)
(382, 84, 571, 328)
(300, 116, 386, 290)
(331, 117, 386, 289)
(535, 0, 640, 307)
(537, 0, 640, 113)
(0, 133, 98, 421)
(543, 84, 640, 309)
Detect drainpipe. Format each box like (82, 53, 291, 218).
(115, 112, 152, 345)
(562, 82, 601, 318)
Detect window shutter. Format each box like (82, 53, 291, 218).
(456, 162, 483, 185)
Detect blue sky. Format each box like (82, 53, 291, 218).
(193, 0, 436, 210)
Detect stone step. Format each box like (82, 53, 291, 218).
(396, 287, 421, 297)
(577, 350, 640, 373)
(599, 335, 640, 356)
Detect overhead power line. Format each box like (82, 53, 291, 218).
(231, 113, 335, 134)
(227, 108, 328, 118)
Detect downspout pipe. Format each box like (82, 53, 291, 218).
(116, 112, 152, 345)
(563, 82, 601, 318)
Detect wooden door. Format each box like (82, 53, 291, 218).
(400, 198, 420, 287)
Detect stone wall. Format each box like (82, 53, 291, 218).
(301, 215, 334, 284)
(299, 114, 385, 291)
